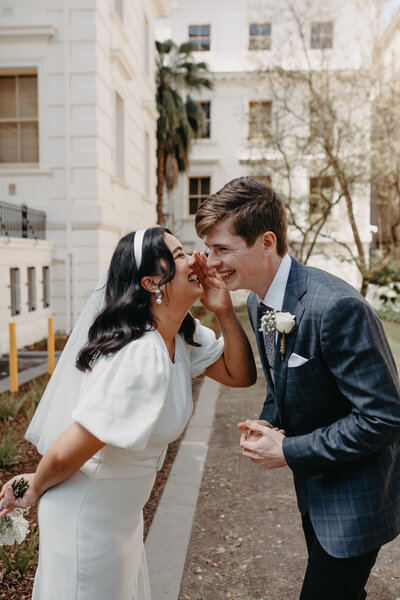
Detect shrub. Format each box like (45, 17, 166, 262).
(0, 394, 26, 420)
(0, 432, 21, 468)
(24, 379, 45, 424)
(0, 526, 39, 576)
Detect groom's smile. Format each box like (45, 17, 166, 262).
(204, 220, 268, 293)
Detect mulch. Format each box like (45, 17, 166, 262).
(0, 371, 203, 598)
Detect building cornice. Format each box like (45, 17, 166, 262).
(378, 7, 400, 52)
(152, 0, 171, 19)
(0, 25, 56, 40)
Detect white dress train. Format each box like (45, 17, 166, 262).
(32, 321, 224, 600)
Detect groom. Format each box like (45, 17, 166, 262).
(195, 176, 400, 599)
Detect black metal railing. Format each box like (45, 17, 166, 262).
(0, 201, 46, 240)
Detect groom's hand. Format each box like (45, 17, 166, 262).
(238, 420, 287, 469)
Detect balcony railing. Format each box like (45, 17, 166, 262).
(0, 201, 46, 240)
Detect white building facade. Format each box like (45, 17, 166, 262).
(157, 0, 381, 293)
(0, 0, 170, 353)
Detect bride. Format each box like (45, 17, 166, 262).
(0, 227, 256, 600)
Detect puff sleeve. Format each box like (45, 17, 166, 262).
(72, 334, 171, 450)
(189, 319, 224, 378)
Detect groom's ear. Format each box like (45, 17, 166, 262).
(262, 231, 277, 256)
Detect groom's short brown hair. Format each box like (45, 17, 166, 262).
(195, 176, 288, 256)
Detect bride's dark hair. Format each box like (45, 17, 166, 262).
(76, 227, 199, 372)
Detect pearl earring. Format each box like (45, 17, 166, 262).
(155, 289, 163, 304)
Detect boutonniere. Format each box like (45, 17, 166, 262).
(259, 311, 296, 361)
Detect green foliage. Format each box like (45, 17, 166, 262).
(0, 394, 26, 420)
(371, 261, 400, 286)
(0, 527, 39, 575)
(377, 305, 400, 324)
(0, 432, 20, 468)
(156, 38, 213, 212)
(24, 379, 45, 424)
(190, 306, 215, 328)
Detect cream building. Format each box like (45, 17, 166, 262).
(0, 0, 170, 353)
(157, 0, 383, 294)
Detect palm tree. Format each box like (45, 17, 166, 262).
(156, 40, 213, 225)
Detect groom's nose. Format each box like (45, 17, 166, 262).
(207, 249, 221, 268)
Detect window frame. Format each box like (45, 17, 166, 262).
(0, 71, 39, 167)
(248, 100, 272, 139)
(309, 175, 335, 217)
(27, 266, 36, 312)
(10, 267, 21, 316)
(196, 101, 211, 139)
(188, 24, 211, 52)
(115, 91, 125, 181)
(188, 176, 211, 217)
(42, 265, 50, 309)
(248, 22, 272, 51)
(310, 21, 333, 50)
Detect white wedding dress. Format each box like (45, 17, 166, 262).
(31, 322, 223, 600)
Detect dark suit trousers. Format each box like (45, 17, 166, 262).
(299, 513, 380, 600)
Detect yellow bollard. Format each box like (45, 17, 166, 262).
(9, 322, 18, 393)
(48, 317, 55, 375)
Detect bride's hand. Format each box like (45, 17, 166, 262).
(0, 474, 39, 518)
(192, 251, 233, 317)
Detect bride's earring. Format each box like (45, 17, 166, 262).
(155, 289, 163, 304)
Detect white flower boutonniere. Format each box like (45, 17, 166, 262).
(259, 311, 296, 361)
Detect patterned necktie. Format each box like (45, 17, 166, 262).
(259, 302, 276, 379)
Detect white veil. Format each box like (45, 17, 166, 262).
(26, 271, 108, 455)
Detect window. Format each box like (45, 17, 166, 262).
(115, 92, 125, 180)
(10, 268, 20, 316)
(144, 15, 150, 75)
(144, 131, 151, 198)
(0, 73, 39, 164)
(249, 101, 272, 139)
(311, 22, 333, 49)
(188, 176, 210, 215)
(309, 176, 335, 216)
(188, 25, 211, 51)
(309, 100, 333, 140)
(249, 23, 271, 50)
(42, 266, 50, 308)
(27, 266, 36, 311)
(196, 101, 211, 139)
(115, 0, 123, 22)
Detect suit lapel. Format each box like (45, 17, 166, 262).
(273, 259, 307, 413)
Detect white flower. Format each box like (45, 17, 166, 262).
(259, 310, 296, 361)
(275, 312, 296, 334)
(0, 509, 30, 546)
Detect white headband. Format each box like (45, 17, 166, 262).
(134, 229, 146, 270)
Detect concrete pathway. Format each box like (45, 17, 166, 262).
(145, 376, 220, 600)
(0, 352, 60, 394)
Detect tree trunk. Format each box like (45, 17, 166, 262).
(156, 143, 166, 226)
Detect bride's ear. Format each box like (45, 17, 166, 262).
(140, 276, 160, 294)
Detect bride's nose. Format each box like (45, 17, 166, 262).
(187, 253, 195, 266)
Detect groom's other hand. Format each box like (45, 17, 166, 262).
(238, 419, 287, 469)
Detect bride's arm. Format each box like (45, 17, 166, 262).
(0, 423, 104, 517)
(193, 251, 256, 388)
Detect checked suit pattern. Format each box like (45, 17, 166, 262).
(247, 258, 400, 559)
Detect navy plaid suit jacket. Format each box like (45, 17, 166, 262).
(247, 258, 400, 558)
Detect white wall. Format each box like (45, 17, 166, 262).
(0, 0, 170, 348)
(0, 238, 54, 354)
